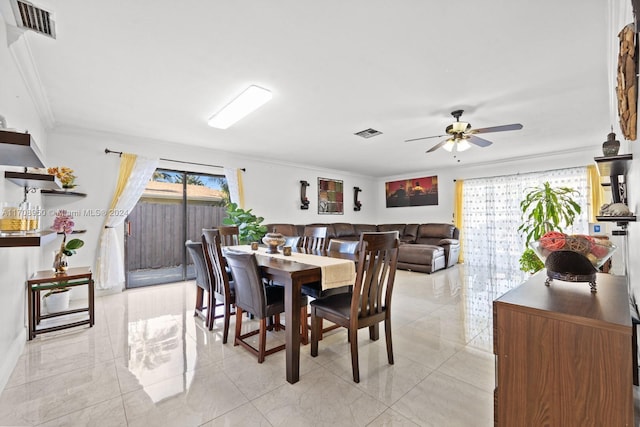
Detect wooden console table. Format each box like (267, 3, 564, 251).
(493, 272, 634, 426)
(27, 266, 94, 340)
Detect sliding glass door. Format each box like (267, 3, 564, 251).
(125, 169, 228, 288)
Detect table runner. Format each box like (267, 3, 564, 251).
(226, 245, 356, 290)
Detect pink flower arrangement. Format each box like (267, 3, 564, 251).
(51, 210, 75, 235)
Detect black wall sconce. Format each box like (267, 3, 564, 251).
(300, 180, 310, 209)
(354, 186, 362, 211)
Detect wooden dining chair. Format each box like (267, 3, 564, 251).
(225, 250, 308, 363)
(201, 229, 236, 343)
(216, 225, 240, 246)
(300, 238, 360, 339)
(301, 226, 327, 251)
(185, 240, 214, 328)
(310, 231, 399, 383)
(327, 239, 360, 254)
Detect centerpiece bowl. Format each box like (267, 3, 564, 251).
(529, 232, 617, 293)
(262, 232, 286, 254)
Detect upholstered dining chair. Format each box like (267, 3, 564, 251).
(225, 250, 308, 363)
(327, 239, 360, 254)
(216, 225, 240, 246)
(201, 229, 236, 343)
(185, 240, 214, 328)
(282, 235, 301, 249)
(301, 226, 327, 251)
(310, 231, 399, 383)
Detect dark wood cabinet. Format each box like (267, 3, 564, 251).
(493, 272, 634, 426)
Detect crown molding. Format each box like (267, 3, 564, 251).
(7, 30, 55, 128)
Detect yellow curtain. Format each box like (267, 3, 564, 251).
(587, 164, 604, 223)
(454, 180, 464, 263)
(237, 168, 245, 209)
(108, 153, 137, 211)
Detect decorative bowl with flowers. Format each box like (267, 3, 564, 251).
(529, 231, 617, 269)
(529, 231, 616, 292)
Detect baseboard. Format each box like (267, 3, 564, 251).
(0, 328, 26, 393)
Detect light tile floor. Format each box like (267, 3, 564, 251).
(1, 264, 639, 426)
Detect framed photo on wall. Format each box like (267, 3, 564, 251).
(385, 175, 438, 207)
(318, 177, 343, 214)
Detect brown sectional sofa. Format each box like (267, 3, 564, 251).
(263, 222, 460, 274)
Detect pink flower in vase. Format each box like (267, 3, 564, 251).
(51, 210, 75, 235)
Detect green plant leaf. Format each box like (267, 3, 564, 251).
(65, 238, 84, 250)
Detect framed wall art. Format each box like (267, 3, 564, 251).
(385, 175, 438, 208)
(318, 177, 343, 214)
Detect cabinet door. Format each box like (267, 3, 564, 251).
(496, 306, 556, 425)
(496, 304, 634, 426)
(555, 321, 633, 426)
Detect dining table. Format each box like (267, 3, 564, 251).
(224, 245, 357, 384)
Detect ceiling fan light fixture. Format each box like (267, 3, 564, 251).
(451, 122, 470, 133)
(442, 139, 455, 152)
(207, 85, 272, 129)
(457, 139, 471, 152)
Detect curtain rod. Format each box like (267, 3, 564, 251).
(104, 148, 245, 171)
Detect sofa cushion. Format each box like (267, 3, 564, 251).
(398, 244, 444, 265)
(402, 224, 419, 243)
(417, 223, 455, 239)
(377, 224, 405, 235)
(264, 224, 298, 236)
(332, 223, 357, 238)
(353, 224, 377, 235)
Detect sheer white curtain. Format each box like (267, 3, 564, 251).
(224, 167, 244, 207)
(462, 167, 589, 271)
(95, 155, 158, 290)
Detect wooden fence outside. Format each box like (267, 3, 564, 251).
(126, 201, 227, 271)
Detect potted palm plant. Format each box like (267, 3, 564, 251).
(518, 182, 581, 273)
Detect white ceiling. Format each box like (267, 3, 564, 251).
(2, 0, 618, 176)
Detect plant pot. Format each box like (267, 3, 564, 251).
(45, 289, 70, 313)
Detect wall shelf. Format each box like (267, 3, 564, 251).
(0, 130, 45, 168)
(594, 154, 633, 176)
(0, 230, 57, 247)
(41, 189, 87, 197)
(596, 215, 637, 223)
(4, 171, 61, 190)
(57, 230, 86, 235)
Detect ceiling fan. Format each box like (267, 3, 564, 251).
(405, 110, 523, 153)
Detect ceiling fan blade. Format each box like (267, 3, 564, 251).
(405, 134, 448, 143)
(468, 135, 493, 147)
(470, 123, 523, 134)
(426, 139, 449, 153)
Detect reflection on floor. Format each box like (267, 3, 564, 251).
(0, 264, 638, 426)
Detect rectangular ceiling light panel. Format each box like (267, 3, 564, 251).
(207, 85, 272, 129)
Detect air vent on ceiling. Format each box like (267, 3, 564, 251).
(354, 128, 382, 139)
(11, 0, 56, 39)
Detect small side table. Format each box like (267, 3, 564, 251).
(27, 266, 94, 340)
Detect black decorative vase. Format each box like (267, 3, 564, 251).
(602, 132, 620, 156)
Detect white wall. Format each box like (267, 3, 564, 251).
(0, 16, 48, 391)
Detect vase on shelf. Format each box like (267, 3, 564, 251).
(602, 131, 620, 156)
